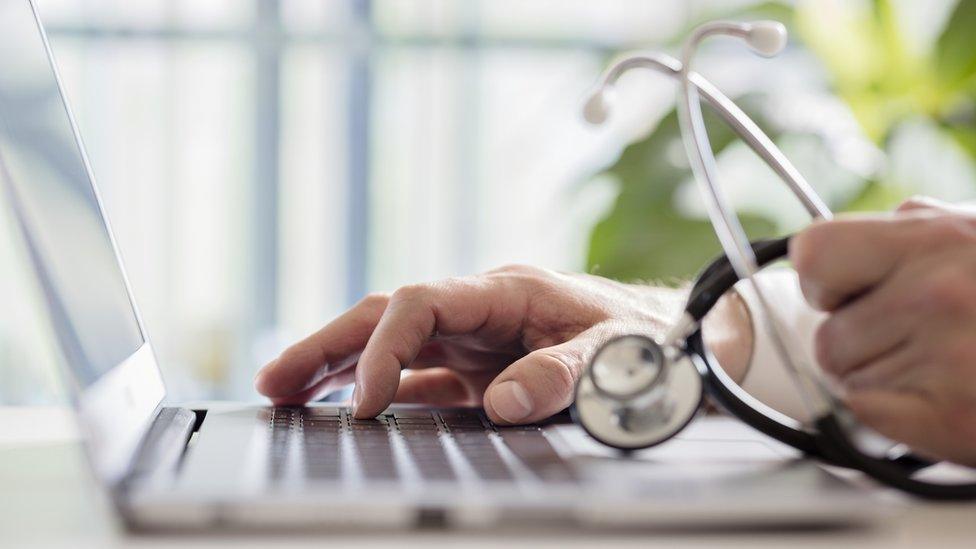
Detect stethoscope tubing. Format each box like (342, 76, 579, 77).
(584, 25, 976, 499)
(595, 53, 831, 221)
(686, 238, 976, 500)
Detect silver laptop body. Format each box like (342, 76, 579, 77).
(0, 0, 884, 531)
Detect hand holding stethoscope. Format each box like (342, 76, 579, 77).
(573, 20, 976, 500)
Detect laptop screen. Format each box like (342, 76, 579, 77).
(0, 1, 144, 387)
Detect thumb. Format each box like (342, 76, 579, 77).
(896, 196, 957, 214)
(483, 329, 605, 425)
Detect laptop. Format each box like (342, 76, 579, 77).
(0, 0, 884, 531)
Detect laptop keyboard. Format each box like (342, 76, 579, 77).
(260, 407, 576, 486)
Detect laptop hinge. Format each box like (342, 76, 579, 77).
(121, 407, 198, 490)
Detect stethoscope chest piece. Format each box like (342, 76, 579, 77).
(572, 335, 703, 451)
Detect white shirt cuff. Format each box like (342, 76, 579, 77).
(733, 268, 825, 423)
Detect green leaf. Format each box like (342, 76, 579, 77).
(841, 179, 909, 212)
(586, 98, 776, 283)
(946, 124, 976, 158)
(666, 1, 794, 47)
(935, 0, 976, 91)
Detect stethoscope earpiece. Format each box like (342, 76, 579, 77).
(582, 86, 614, 125)
(742, 20, 787, 57)
(573, 19, 976, 499)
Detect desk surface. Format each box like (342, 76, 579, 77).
(2, 406, 975, 549)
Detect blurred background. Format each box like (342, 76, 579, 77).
(1, 0, 974, 404)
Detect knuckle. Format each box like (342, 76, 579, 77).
(489, 263, 533, 274)
(485, 264, 553, 293)
(896, 196, 933, 213)
(391, 283, 430, 304)
(532, 350, 579, 399)
(925, 216, 976, 246)
(358, 292, 390, 310)
(486, 263, 548, 280)
(790, 222, 831, 281)
(798, 278, 829, 310)
(917, 268, 976, 314)
(430, 275, 479, 296)
(790, 225, 836, 309)
(813, 319, 839, 373)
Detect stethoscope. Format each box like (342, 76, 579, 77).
(572, 20, 976, 500)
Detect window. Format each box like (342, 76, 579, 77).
(2, 0, 800, 402)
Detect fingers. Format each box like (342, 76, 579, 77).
(813, 272, 914, 378)
(790, 211, 974, 311)
(393, 369, 473, 406)
(839, 342, 919, 391)
(848, 387, 976, 466)
(254, 293, 388, 399)
(352, 277, 526, 418)
(789, 216, 908, 311)
(897, 196, 976, 216)
(482, 328, 603, 425)
(845, 389, 937, 453)
(270, 368, 357, 406)
(896, 196, 953, 213)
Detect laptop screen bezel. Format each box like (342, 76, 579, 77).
(9, 0, 168, 485)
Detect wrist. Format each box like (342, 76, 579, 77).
(628, 283, 688, 318)
(701, 289, 754, 384)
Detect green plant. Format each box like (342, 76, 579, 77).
(587, 96, 777, 282)
(587, 0, 976, 282)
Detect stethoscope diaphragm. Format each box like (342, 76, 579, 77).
(573, 335, 703, 451)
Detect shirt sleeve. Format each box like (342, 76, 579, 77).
(732, 268, 826, 423)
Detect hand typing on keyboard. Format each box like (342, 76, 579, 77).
(254, 265, 753, 424)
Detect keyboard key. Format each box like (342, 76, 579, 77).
(439, 410, 483, 421)
(303, 420, 341, 429)
(349, 424, 400, 481)
(349, 423, 388, 431)
(393, 417, 436, 425)
(392, 410, 434, 419)
(263, 406, 573, 486)
(497, 429, 577, 482)
(396, 423, 438, 431)
(350, 417, 388, 425)
(302, 408, 341, 418)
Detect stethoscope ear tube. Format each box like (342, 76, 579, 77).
(685, 236, 976, 498)
(698, 322, 974, 498)
(685, 330, 825, 458)
(581, 19, 975, 498)
(686, 236, 791, 323)
(683, 235, 843, 461)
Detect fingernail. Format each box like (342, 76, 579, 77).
(351, 384, 362, 412)
(489, 381, 533, 423)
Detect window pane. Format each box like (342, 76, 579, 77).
(281, 0, 354, 34)
(35, 0, 254, 29)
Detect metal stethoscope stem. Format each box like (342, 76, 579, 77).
(584, 23, 838, 420)
(676, 20, 838, 421)
(577, 21, 976, 499)
(583, 41, 832, 222)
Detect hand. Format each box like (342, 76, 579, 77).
(790, 197, 976, 465)
(255, 265, 695, 424)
